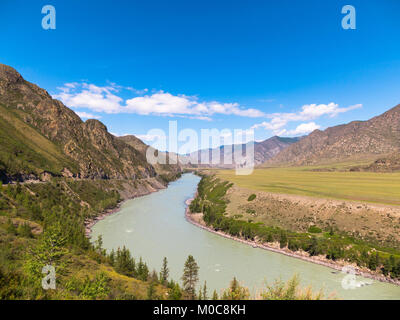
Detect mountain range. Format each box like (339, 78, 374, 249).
(265, 104, 400, 167)
(1, 62, 399, 181)
(183, 136, 301, 168)
(0, 64, 180, 184)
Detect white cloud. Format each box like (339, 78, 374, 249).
(284, 122, 321, 135)
(251, 117, 288, 131)
(124, 93, 265, 118)
(135, 134, 167, 142)
(54, 83, 122, 113)
(298, 103, 362, 119)
(75, 111, 102, 119)
(251, 102, 362, 136)
(53, 83, 266, 119)
(124, 92, 192, 115)
(54, 82, 362, 136)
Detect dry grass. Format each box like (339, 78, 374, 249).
(212, 167, 400, 247)
(216, 167, 400, 205)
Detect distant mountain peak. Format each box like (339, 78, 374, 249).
(184, 135, 299, 168)
(266, 104, 400, 166)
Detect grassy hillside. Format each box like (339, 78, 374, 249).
(0, 178, 175, 299)
(216, 167, 400, 205)
(0, 104, 77, 179)
(0, 63, 184, 299)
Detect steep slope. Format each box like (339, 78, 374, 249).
(186, 136, 300, 168)
(266, 104, 400, 166)
(253, 136, 302, 164)
(0, 64, 159, 182)
(0, 64, 182, 300)
(118, 135, 182, 180)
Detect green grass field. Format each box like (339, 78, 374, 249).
(216, 167, 400, 205)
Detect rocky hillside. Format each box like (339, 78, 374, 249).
(185, 136, 300, 168)
(0, 64, 178, 182)
(350, 153, 400, 172)
(266, 104, 400, 166)
(118, 135, 182, 180)
(253, 136, 302, 165)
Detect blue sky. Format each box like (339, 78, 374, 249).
(1, 0, 400, 151)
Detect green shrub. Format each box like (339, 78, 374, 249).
(308, 226, 322, 234)
(247, 194, 256, 201)
(17, 223, 33, 238)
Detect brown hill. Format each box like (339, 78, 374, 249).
(118, 135, 182, 179)
(266, 104, 400, 166)
(186, 136, 300, 168)
(0, 63, 176, 182)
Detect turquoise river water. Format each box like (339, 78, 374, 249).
(91, 173, 400, 299)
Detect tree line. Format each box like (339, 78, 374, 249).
(190, 175, 400, 280)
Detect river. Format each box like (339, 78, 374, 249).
(91, 173, 400, 299)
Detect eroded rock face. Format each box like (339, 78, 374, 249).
(0, 63, 175, 181)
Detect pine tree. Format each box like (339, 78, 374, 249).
(95, 235, 105, 255)
(202, 281, 208, 300)
(181, 255, 199, 300)
(368, 253, 379, 271)
(6, 218, 17, 235)
(307, 236, 319, 256)
(221, 277, 250, 300)
(147, 282, 156, 300)
(114, 246, 135, 276)
(160, 257, 169, 285)
(25, 224, 67, 280)
(169, 283, 183, 300)
(137, 257, 149, 281)
(149, 269, 159, 283)
(212, 290, 219, 300)
(108, 249, 115, 266)
(17, 222, 33, 238)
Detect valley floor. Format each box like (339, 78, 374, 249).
(216, 167, 400, 205)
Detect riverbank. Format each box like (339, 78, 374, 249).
(85, 177, 169, 237)
(85, 200, 126, 237)
(184, 198, 400, 287)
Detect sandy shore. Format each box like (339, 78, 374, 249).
(184, 198, 400, 287)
